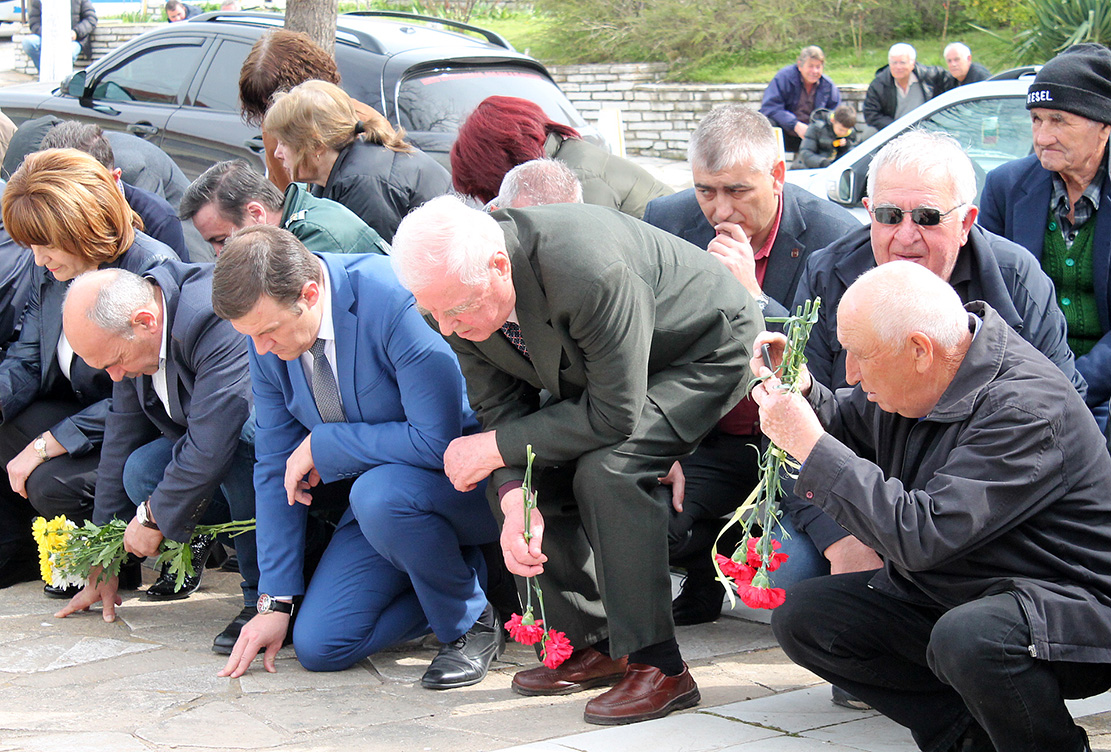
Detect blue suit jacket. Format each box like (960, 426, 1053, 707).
(980, 154, 1111, 406)
(642, 184, 859, 320)
(251, 253, 479, 596)
(92, 261, 252, 541)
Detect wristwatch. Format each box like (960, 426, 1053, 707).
(32, 435, 49, 462)
(257, 594, 294, 616)
(135, 500, 160, 530)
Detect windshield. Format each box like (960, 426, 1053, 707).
(398, 67, 587, 133)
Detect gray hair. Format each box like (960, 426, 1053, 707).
(496, 158, 583, 208)
(212, 224, 322, 321)
(180, 160, 284, 223)
(798, 45, 825, 65)
(391, 195, 505, 292)
(688, 105, 779, 174)
(943, 42, 971, 59)
(889, 43, 917, 62)
(843, 260, 968, 350)
(867, 130, 977, 214)
(70, 269, 156, 339)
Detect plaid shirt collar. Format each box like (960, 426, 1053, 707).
(1050, 147, 1108, 232)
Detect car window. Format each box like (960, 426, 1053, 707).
(917, 95, 1033, 179)
(193, 40, 253, 111)
(93, 42, 205, 105)
(397, 67, 587, 133)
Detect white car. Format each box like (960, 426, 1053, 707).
(0, 0, 23, 37)
(787, 72, 1038, 223)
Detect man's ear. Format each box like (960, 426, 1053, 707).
(909, 332, 934, 373)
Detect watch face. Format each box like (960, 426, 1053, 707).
(257, 594, 273, 613)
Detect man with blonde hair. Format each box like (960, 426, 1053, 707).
(754, 260, 1111, 752)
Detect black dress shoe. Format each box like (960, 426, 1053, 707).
(43, 582, 83, 599)
(672, 571, 725, 626)
(145, 535, 219, 601)
(118, 558, 144, 591)
(0, 544, 39, 589)
(213, 605, 257, 654)
(212, 605, 294, 654)
(420, 604, 504, 690)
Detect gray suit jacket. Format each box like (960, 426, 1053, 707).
(91, 261, 252, 541)
(439, 204, 762, 488)
(642, 183, 860, 319)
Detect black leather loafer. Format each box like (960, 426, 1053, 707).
(212, 605, 258, 654)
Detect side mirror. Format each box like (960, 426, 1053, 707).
(832, 168, 856, 205)
(66, 70, 87, 98)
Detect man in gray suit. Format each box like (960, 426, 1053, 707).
(57, 263, 257, 653)
(643, 105, 859, 625)
(391, 196, 760, 726)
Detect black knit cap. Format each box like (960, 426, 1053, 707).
(1026, 43, 1111, 124)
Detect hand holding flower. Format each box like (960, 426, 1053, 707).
(500, 486, 546, 577)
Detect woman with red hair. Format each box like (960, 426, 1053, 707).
(450, 96, 672, 217)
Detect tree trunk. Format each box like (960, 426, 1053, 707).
(285, 0, 339, 56)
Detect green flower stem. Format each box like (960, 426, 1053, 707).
(522, 444, 537, 614)
(713, 299, 821, 605)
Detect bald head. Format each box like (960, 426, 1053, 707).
(837, 261, 971, 417)
(63, 269, 163, 381)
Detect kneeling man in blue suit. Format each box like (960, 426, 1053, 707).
(212, 225, 501, 687)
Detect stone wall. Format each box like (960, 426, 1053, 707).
(13, 22, 160, 77)
(549, 63, 868, 159)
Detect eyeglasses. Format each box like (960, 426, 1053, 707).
(870, 204, 965, 226)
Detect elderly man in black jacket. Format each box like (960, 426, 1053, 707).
(863, 43, 947, 132)
(753, 260, 1111, 752)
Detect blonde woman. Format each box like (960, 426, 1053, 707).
(264, 80, 451, 242)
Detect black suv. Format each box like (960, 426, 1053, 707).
(0, 11, 597, 179)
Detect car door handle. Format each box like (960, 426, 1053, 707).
(127, 123, 159, 137)
(244, 136, 265, 154)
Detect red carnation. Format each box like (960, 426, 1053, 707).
(746, 537, 789, 572)
(715, 553, 756, 584)
(541, 629, 573, 668)
(737, 581, 787, 609)
(507, 612, 546, 646)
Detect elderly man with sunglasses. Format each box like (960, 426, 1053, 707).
(774, 129, 1084, 603)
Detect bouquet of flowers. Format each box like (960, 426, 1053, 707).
(713, 298, 821, 610)
(504, 445, 573, 669)
(32, 515, 256, 591)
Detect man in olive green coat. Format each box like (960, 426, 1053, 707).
(391, 196, 759, 726)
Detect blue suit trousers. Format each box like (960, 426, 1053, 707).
(292, 463, 496, 672)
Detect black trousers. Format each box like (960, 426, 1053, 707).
(667, 429, 761, 572)
(773, 571, 1111, 752)
(0, 399, 99, 551)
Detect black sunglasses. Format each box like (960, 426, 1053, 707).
(871, 204, 965, 226)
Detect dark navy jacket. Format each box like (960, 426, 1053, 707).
(123, 181, 189, 261)
(759, 64, 842, 132)
(980, 153, 1111, 407)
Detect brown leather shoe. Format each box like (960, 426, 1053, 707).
(511, 647, 628, 696)
(583, 663, 700, 725)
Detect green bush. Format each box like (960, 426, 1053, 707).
(964, 0, 1033, 28)
(1014, 0, 1111, 63)
(534, 0, 966, 73)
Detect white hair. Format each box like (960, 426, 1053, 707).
(843, 261, 968, 350)
(867, 129, 977, 213)
(889, 43, 917, 62)
(496, 158, 583, 208)
(390, 194, 506, 292)
(688, 104, 779, 174)
(67, 269, 156, 339)
(944, 42, 971, 59)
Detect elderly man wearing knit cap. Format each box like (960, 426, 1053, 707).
(981, 43, 1111, 426)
